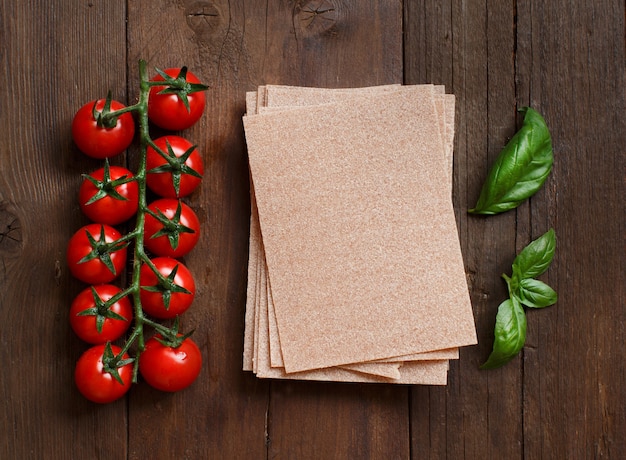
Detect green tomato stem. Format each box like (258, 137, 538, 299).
(105, 59, 204, 384)
(107, 60, 153, 382)
(104, 102, 141, 119)
(103, 284, 137, 309)
(128, 59, 151, 380)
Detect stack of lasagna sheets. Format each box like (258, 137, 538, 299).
(242, 84, 477, 384)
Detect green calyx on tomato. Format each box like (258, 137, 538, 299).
(79, 160, 139, 225)
(152, 67, 208, 113)
(67, 224, 128, 284)
(93, 91, 126, 129)
(138, 318, 202, 392)
(72, 93, 136, 159)
(144, 199, 200, 257)
(77, 225, 129, 276)
(100, 342, 135, 385)
(70, 284, 133, 344)
(147, 136, 203, 198)
(82, 159, 136, 205)
(140, 258, 193, 312)
(148, 67, 207, 131)
(74, 343, 134, 403)
(76, 286, 130, 334)
(154, 317, 194, 348)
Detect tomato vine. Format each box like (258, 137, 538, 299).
(69, 60, 207, 403)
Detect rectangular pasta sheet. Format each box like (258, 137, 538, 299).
(242, 84, 475, 384)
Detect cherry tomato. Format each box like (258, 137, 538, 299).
(67, 224, 128, 284)
(79, 164, 139, 225)
(148, 68, 206, 131)
(74, 344, 133, 403)
(143, 199, 200, 258)
(70, 285, 133, 344)
(146, 136, 204, 198)
(72, 98, 135, 159)
(139, 335, 202, 392)
(139, 257, 196, 319)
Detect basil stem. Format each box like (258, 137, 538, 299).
(480, 297, 527, 369)
(469, 107, 553, 215)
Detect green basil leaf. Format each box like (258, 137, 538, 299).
(512, 228, 556, 279)
(469, 107, 553, 215)
(480, 297, 527, 369)
(518, 278, 558, 308)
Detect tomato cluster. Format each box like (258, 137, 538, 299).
(68, 64, 206, 404)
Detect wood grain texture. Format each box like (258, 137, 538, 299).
(405, 1, 522, 458)
(0, 2, 131, 459)
(516, 1, 626, 458)
(127, 1, 267, 458)
(0, 0, 623, 458)
(406, 0, 626, 458)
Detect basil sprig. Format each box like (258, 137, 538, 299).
(481, 229, 557, 369)
(469, 107, 553, 215)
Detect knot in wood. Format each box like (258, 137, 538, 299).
(185, 1, 221, 37)
(0, 201, 23, 256)
(296, 0, 338, 37)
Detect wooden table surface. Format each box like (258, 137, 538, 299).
(1, 1, 624, 458)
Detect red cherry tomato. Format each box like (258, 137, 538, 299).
(79, 164, 139, 225)
(70, 284, 133, 344)
(148, 68, 206, 131)
(140, 257, 196, 319)
(67, 224, 128, 284)
(143, 199, 200, 258)
(74, 344, 133, 403)
(72, 99, 135, 159)
(139, 335, 202, 392)
(146, 135, 204, 198)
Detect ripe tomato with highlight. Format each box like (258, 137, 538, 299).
(146, 135, 204, 198)
(139, 335, 202, 392)
(140, 257, 196, 319)
(143, 199, 200, 258)
(67, 224, 128, 284)
(79, 165, 139, 225)
(74, 344, 133, 403)
(72, 99, 135, 159)
(148, 68, 206, 131)
(70, 284, 133, 344)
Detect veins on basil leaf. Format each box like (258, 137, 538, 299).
(480, 297, 526, 370)
(469, 107, 553, 215)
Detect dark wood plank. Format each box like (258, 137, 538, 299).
(516, 1, 626, 457)
(407, 0, 626, 458)
(126, 1, 269, 458)
(0, 2, 130, 459)
(405, 0, 522, 458)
